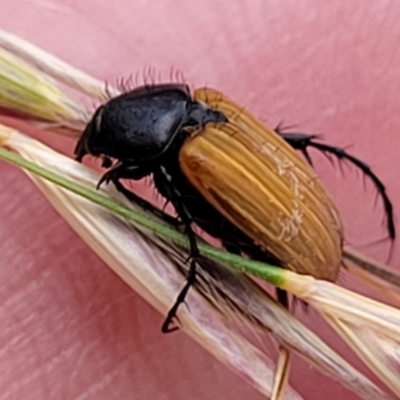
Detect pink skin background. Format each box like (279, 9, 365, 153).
(0, 1, 399, 399)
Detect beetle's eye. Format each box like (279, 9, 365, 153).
(94, 106, 105, 133)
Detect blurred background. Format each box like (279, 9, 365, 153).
(0, 1, 399, 399)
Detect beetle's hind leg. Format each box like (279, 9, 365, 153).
(278, 130, 395, 241)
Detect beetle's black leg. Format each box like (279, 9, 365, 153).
(161, 221, 199, 333)
(161, 251, 198, 333)
(97, 164, 179, 226)
(161, 205, 199, 333)
(278, 131, 395, 240)
(276, 288, 289, 308)
(154, 167, 200, 333)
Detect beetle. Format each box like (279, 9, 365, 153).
(75, 83, 394, 332)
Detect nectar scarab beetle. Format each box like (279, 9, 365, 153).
(75, 83, 395, 332)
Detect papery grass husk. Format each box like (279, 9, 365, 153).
(0, 28, 399, 399)
(0, 126, 390, 400)
(0, 28, 119, 102)
(280, 270, 400, 397)
(344, 248, 400, 294)
(0, 46, 85, 129)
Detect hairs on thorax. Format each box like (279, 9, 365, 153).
(104, 65, 191, 100)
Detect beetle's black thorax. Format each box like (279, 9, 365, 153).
(75, 84, 227, 165)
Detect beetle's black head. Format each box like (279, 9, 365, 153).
(75, 105, 104, 162)
(74, 84, 228, 165)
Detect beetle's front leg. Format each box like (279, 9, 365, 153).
(97, 163, 179, 227)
